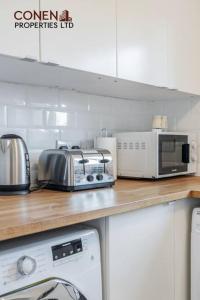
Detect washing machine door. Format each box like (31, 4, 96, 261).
(0, 278, 87, 300)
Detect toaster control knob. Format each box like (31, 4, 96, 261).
(17, 256, 37, 276)
(87, 175, 94, 182)
(96, 174, 103, 181)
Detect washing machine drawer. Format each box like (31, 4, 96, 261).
(0, 278, 87, 300)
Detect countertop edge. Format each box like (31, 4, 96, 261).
(0, 189, 193, 242)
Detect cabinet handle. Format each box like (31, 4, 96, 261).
(21, 56, 37, 62)
(169, 88, 178, 91)
(41, 61, 59, 66)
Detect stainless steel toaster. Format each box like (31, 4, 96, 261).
(0, 134, 30, 195)
(38, 149, 115, 191)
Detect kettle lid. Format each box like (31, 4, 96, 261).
(1, 134, 22, 139)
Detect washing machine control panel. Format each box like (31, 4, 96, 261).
(0, 228, 97, 297)
(52, 238, 83, 261)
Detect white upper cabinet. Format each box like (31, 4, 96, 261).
(0, 0, 199, 96)
(40, 0, 116, 76)
(116, 0, 168, 87)
(166, 0, 200, 95)
(116, 0, 200, 95)
(0, 0, 39, 60)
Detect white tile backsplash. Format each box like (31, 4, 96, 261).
(1, 81, 200, 182)
(27, 128, 60, 149)
(0, 82, 26, 106)
(0, 105, 7, 126)
(60, 128, 88, 143)
(45, 110, 76, 128)
(26, 86, 59, 109)
(99, 114, 115, 130)
(59, 90, 90, 112)
(88, 95, 116, 114)
(76, 111, 101, 130)
(7, 106, 44, 128)
(0, 82, 199, 148)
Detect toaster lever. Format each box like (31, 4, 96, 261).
(79, 156, 89, 175)
(79, 159, 89, 164)
(100, 159, 110, 163)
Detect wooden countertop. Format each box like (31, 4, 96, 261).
(1, 176, 200, 242)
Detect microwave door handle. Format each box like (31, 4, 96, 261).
(182, 143, 190, 163)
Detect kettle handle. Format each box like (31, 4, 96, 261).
(1, 134, 22, 139)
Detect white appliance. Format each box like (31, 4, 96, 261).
(115, 131, 197, 179)
(191, 208, 200, 300)
(0, 226, 102, 300)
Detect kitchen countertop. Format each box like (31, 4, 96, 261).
(1, 176, 200, 242)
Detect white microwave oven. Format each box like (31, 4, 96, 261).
(115, 131, 197, 179)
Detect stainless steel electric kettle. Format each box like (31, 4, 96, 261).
(0, 134, 30, 195)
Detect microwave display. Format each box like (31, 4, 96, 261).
(159, 135, 188, 175)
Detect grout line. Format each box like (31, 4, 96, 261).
(115, 0, 118, 78)
(39, 0, 42, 61)
(172, 203, 176, 300)
(4, 105, 8, 128)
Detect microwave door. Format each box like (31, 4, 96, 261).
(159, 135, 188, 175)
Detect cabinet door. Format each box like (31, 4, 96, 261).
(40, 0, 116, 76)
(174, 198, 200, 300)
(166, 0, 200, 95)
(117, 0, 168, 87)
(106, 204, 174, 300)
(0, 0, 39, 59)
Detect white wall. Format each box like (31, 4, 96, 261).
(0, 81, 200, 183)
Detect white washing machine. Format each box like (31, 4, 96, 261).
(0, 226, 102, 300)
(191, 208, 200, 300)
